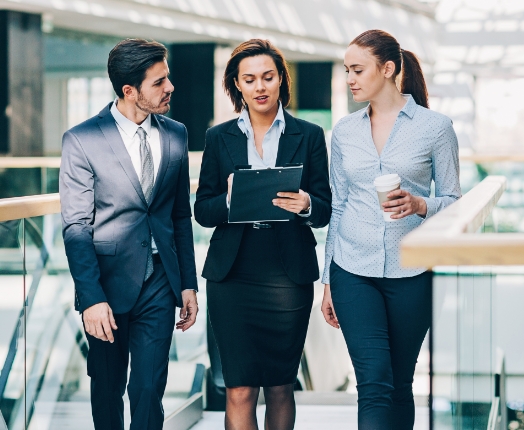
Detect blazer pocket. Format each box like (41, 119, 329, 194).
(93, 241, 117, 256)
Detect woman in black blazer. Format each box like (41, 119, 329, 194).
(195, 39, 331, 430)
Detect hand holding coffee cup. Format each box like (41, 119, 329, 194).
(374, 174, 402, 222)
(374, 174, 428, 221)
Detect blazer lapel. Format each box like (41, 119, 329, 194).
(97, 104, 147, 206)
(275, 111, 304, 166)
(222, 121, 248, 167)
(149, 115, 170, 204)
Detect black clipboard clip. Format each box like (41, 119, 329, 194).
(234, 164, 252, 171)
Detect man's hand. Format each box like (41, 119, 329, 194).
(272, 190, 310, 214)
(176, 290, 199, 332)
(83, 302, 118, 343)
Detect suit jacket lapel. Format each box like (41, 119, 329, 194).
(275, 111, 304, 166)
(97, 104, 147, 206)
(149, 115, 170, 205)
(222, 121, 248, 167)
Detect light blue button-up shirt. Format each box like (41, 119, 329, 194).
(322, 95, 461, 282)
(237, 102, 286, 169)
(234, 103, 312, 217)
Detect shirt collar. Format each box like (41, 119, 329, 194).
(110, 99, 152, 138)
(360, 94, 417, 120)
(400, 94, 417, 119)
(237, 101, 286, 136)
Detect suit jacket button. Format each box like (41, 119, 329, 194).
(141, 241, 148, 247)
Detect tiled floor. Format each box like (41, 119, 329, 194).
(190, 405, 430, 430)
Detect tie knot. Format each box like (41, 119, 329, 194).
(137, 127, 147, 141)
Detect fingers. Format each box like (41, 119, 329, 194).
(321, 303, 340, 329)
(94, 321, 109, 341)
(276, 192, 301, 199)
(177, 299, 199, 332)
(84, 321, 93, 337)
(108, 308, 118, 330)
(101, 318, 114, 343)
(272, 198, 303, 214)
(83, 303, 117, 342)
(181, 305, 198, 331)
(386, 189, 407, 199)
(382, 196, 409, 209)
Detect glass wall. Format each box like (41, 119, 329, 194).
(0, 212, 206, 430)
(430, 168, 524, 428)
(432, 267, 496, 429)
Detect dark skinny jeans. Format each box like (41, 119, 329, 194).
(330, 262, 432, 430)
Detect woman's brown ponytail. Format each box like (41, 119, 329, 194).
(400, 49, 428, 108)
(350, 30, 429, 109)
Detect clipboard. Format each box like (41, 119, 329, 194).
(228, 165, 303, 223)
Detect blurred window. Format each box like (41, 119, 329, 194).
(67, 77, 113, 128)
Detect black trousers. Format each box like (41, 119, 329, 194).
(85, 260, 176, 430)
(330, 262, 432, 430)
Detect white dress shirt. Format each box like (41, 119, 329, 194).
(110, 100, 161, 253)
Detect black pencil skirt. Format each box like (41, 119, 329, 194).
(207, 225, 314, 388)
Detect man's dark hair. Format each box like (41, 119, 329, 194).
(108, 39, 168, 98)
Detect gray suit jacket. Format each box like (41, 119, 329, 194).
(60, 102, 198, 314)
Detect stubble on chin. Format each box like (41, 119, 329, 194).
(137, 93, 170, 115)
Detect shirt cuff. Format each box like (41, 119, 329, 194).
(421, 197, 438, 222)
(226, 194, 230, 209)
(297, 193, 312, 218)
(321, 257, 332, 284)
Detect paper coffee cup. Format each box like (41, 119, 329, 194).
(374, 174, 401, 222)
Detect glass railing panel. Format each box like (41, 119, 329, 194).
(432, 266, 496, 430)
(0, 204, 207, 429)
(0, 168, 59, 200)
(0, 219, 25, 430)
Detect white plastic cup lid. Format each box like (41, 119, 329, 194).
(373, 173, 401, 188)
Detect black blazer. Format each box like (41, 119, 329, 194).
(194, 110, 331, 285)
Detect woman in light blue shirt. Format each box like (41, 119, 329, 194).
(321, 30, 461, 429)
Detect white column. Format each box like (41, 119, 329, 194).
(214, 46, 237, 126)
(331, 62, 349, 129)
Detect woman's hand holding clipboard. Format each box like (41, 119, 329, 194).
(227, 164, 306, 223)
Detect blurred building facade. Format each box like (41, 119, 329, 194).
(0, 0, 438, 155)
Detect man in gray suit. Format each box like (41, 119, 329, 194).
(59, 39, 199, 430)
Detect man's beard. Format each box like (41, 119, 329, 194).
(136, 91, 170, 115)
